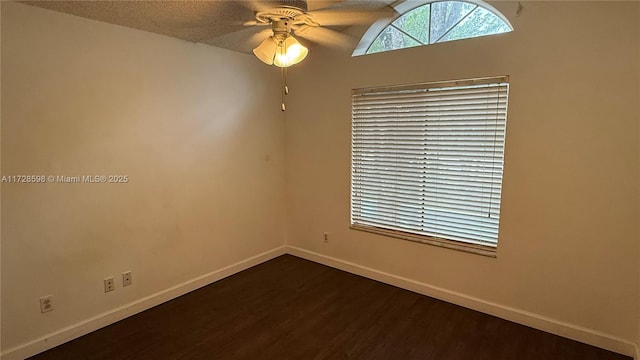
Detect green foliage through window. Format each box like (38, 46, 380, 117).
(366, 1, 511, 54)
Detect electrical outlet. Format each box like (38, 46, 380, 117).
(324, 232, 329, 243)
(104, 277, 115, 293)
(40, 295, 53, 313)
(122, 271, 132, 287)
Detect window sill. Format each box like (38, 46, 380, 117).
(350, 224, 497, 258)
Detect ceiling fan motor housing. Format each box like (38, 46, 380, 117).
(271, 20, 290, 38)
(256, 0, 317, 26)
(256, 0, 319, 30)
(265, 0, 308, 12)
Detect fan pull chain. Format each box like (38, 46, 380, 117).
(281, 67, 289, 111)
(284, 67, 289, 95)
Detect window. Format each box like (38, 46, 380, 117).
(353, 1, 512, 56)
(350, 76, 509, 257)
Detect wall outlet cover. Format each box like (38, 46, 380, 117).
(40, 295, 53, 313)
(122, 271, 132, 287)
(104, 277, 115, 293)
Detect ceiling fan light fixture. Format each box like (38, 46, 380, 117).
(253, 32, 308, 67)
(273, 36, 308, 67)
(253, 36, 278, 65)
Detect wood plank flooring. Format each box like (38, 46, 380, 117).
(28, 255, 631, 360)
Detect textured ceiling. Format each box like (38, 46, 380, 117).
(21, 0, 395, 54)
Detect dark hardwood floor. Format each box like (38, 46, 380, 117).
(29, 254, 630, 360)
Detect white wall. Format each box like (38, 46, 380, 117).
(637, 6, 640, 357)
(285, 0, 640, 353)
(0, 2, 3, 355)
(2, 0, 640, 358)
(1, 1, 286, 355)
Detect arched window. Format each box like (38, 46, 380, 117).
(353, 1, 512, 56)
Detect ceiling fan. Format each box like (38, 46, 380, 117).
(238, 0, 395, 67)
(225, 0, 394, 110)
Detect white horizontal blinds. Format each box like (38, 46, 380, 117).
(351, 77, 508, 248)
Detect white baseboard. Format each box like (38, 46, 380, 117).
(286, 246, 636, 357)
(2, 245, 635, 359)
(1, 246, 286, 360)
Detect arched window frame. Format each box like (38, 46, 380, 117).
(352, 0, 513, 56)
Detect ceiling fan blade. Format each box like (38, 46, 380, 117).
(243, 20, 266, 26)
(144, 1, 256, 36)
(309, 10, 389, 26)
(237, 0, 271, 13)
(249, 28, 276, 45)
(309, 0, 396, 26)
(295, 26, 355, 51)
(203, 27, 271, 54)
(305, 0, 347, 12)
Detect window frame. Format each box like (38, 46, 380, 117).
(352, 0, 513, 57)
(350, 76, 510, 257)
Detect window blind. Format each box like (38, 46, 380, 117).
(350, 76, 509, 256)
